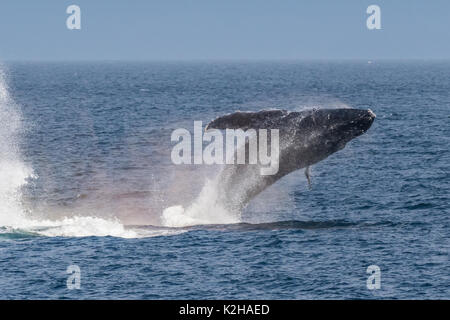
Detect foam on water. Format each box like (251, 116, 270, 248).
(3, 216, 138, 238)
(36, 217, 137, 238)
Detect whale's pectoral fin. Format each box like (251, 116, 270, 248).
(305, 166, 312, 190)
(206, 109, 287, 131)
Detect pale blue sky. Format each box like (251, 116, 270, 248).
(0, 0, 449, 61)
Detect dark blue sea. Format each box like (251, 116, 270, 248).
(0, 61, 448, 299)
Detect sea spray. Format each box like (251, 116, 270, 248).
(0, 67, 34, 228)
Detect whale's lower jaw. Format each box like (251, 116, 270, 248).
(207, 108, 376, 212)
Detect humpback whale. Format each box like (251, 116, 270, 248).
(206, 108, 376, 213)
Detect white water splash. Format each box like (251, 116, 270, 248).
(0, 67, 35, 228)
(162, 178, 240, 227)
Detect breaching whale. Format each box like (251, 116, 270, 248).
(206, 108, 376, 213)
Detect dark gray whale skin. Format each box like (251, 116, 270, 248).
(206, 108, 376, 212)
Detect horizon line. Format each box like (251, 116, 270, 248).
(3, 58, 450, 63)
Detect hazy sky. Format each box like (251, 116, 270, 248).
(1, 0, 449, 61)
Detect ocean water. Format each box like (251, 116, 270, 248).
(0, 61, 448, 299)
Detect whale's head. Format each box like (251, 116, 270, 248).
(288, 108, 376, 166)
(206, 107, 376, 171)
